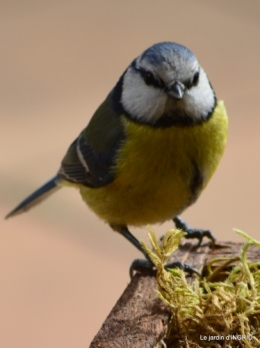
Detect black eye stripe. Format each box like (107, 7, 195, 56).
(138, 68, 164, 88)
(132, 63, 165, 89)
(185, 71, 200, 89)
(193, 71, 199, 86)
(131, 61, 199, 91)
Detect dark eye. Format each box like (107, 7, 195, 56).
(144, 71, 156, 86)
(192, 72, 199, 86)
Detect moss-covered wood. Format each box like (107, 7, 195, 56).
(90, 233, 260, 348)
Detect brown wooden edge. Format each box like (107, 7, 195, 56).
(89, 242, 260, 348)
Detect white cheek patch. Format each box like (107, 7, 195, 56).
(121, 69, 167, 124)
(184, 68, 215, 119)
(121, 66, 215, 125)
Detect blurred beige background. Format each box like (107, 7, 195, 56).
(1, 1, 260, 347)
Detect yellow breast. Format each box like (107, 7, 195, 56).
(79, 101, 228, 226)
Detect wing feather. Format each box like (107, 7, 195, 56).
(58, 92, 125, 187)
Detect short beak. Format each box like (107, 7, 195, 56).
(166, 82, 184, 100)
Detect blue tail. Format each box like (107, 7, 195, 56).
(5, 176, 61, 219)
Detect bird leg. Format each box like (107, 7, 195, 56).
(110, 224, 199, 278)
(110, 224, 153, 277)
(110, 224, 150, 258)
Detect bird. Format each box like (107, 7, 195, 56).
(6, 42, 228, 275)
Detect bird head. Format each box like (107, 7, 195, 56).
(120, 42, 216, 126)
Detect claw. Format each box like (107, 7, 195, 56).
(164, 261, 200, 277)
(130, 258, 154, 278)
(173, 216, 216, 247)
(130, 258, 200, 278)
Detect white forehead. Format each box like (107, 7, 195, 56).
(136, 42, 199, 83)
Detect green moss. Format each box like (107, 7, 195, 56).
(141, 229, 260, 348)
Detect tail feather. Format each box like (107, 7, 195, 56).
(5, 176, 61, 219)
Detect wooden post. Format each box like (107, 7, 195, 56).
(89, 241, 260, 348)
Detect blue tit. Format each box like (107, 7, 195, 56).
(6, 42, 228, 273)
